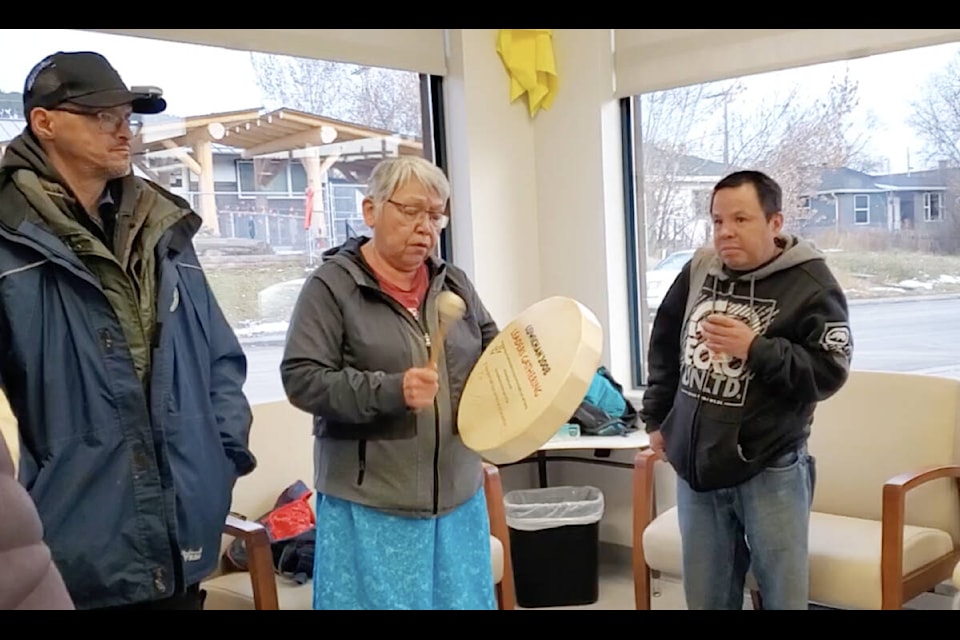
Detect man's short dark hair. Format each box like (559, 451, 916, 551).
(711, 170, 782, 219)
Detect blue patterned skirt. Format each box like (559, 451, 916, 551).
(312, 485, 497, 610)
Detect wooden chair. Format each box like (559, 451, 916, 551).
(207, 461, 516, 610)
(632, 370, 960, 610)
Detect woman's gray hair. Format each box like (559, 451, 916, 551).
(365, 156, 450, 205)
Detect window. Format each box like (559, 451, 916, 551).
(854, 194, 870, 224)
(924, 191, 943, 221)
(0, 29, 446, 405)
(236, 159, 309, 198)
(624, 40, 960, 387)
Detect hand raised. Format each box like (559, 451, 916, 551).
(700, 313, 757, 362)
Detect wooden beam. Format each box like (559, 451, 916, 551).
(241, 128, 328, 159)
(244, 132, 414, 160)
(133, 158, 162, 182)
(162, 140, 203, 176)
(275, 110, 378, 139)
(195, 138, 220, 235)
(182, 109, 264, 130)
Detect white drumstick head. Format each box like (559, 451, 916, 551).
(437, 291, 466, 323)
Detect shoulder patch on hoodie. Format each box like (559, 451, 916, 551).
(819, 321, 852, 357)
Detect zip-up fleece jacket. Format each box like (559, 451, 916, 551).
(280, 236, 500, 517)
(640, 235, 852, 491)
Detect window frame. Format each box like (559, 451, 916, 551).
(854, 194, 870, 225)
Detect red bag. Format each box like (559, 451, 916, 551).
(261, 490, 315, 542)
(223, 480, 316, 575)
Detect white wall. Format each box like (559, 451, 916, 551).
(444, 29, 638, 546)
(442, 29, 542, 327)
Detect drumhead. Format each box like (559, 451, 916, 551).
(457, 296, 603, 464)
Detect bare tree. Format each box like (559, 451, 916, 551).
(249, 53, 422, 137)
(907, 53, 960, 251)
(637, 79, 740, 254)
(350, 66, 423, 138)
(638, 70, 880, 253)
(908, 51, 960, 168)
(733, 71, 879, 228)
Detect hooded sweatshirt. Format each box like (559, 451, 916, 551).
(640, 235, 852, 491)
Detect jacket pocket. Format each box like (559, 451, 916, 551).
(659, 400, 696, 484)
(357, 439, 366, 486)
(689, 413, 757, 491)
(164, 410, 233, 583)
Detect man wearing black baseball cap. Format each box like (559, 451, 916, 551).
(0, 51, 256, 610)
(23, 51, 167, 116)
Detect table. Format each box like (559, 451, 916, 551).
(501, 429, 650, 487)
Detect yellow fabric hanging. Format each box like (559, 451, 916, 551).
(496, 29, 558, 118)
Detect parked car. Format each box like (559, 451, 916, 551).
(646, 249, 695, 311)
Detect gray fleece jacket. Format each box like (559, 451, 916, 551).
(280, 236, 499, 517)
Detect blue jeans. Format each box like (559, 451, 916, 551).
(676, 447, 816, 610)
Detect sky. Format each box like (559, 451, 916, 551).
(0, 29, 264, 116)
(0, 29, 958, 174)
(712, 41, 960, 175)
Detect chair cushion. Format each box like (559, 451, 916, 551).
(203, 534, 504, 610)
(490, 535, 504, 584)
(642, 507, 760, 592)
(954, 559, 960, 590)
(642, 507, 954, 609)
(808, 511, 953, 610)
(204, 571, 312, 610)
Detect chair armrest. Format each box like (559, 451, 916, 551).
(222, 514, 280, 610)
(632, 449, 659, 534)
(632, 448, 659, 609)
(880, 464, 960, 608)
(483, 463, 516, 610)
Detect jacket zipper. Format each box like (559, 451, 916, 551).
(687, 279, 723, 490)
(425, 331, 440, 515)
(364, 280, 444, 515)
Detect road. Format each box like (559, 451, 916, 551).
(239, 296, 960, 405)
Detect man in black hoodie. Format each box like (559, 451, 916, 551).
(641, 170, 852, 610)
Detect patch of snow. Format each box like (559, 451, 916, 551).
(235, 321, 289, 337)
(896, 279, 934, 290)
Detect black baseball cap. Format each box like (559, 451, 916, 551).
(23, 51, 167, 115)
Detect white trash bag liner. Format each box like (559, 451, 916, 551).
(503, 486, 604, 532)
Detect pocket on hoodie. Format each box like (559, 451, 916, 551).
(658, 403, 696, 480)
(691, 415, 753, 490)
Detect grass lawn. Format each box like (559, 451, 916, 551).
(823, 250, 960, 298)
(204, 250, 960, 328)
(204, 260, 312, 327)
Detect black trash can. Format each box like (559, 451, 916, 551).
(503, 485, 604, 608)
